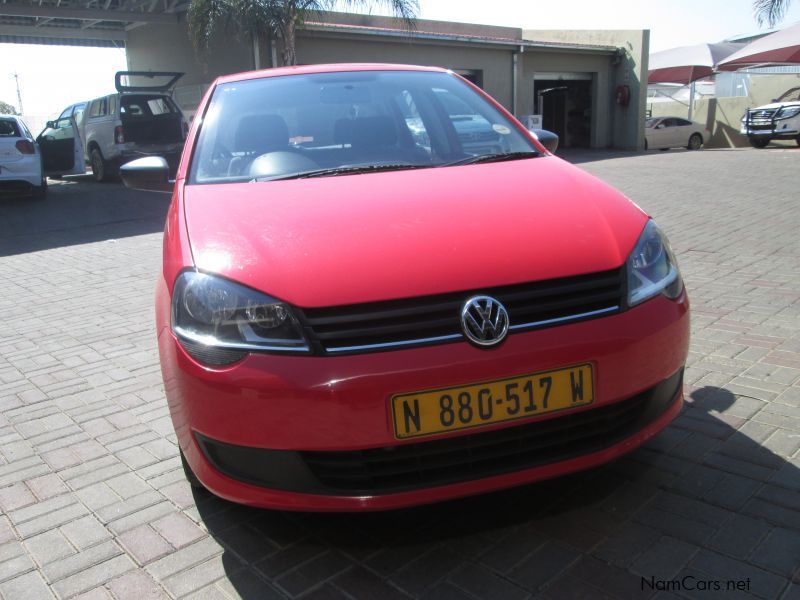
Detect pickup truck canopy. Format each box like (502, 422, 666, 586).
(115, 71, 184, 94)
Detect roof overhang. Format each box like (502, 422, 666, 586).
(0, 0, 187, 47)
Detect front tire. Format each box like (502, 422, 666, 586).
(687, 133, 703, 150)
(90, 148, 114, 182)
(749, 137, 770, 149)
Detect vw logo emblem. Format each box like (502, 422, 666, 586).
(460, 296, 509, 347)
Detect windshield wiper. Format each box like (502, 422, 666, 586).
(251, 163, 429, 182)
(441, 151, 540, 168)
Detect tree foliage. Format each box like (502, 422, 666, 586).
(753, 0, 794, 26)
(0, 100, 19, 115)
(188, 0, 418, 66)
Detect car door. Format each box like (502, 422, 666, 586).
(37, 116, 85, 175)
(674, 118, 694, 146)
(658, 118, 680, 147)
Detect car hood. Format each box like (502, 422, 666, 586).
(751, 101, 800, 110)
(183, 157, 648, 308)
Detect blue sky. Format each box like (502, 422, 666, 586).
(1, 0, 799, 117)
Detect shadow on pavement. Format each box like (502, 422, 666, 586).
(191, 386, 799, 598)
(0, 175, 170, 257)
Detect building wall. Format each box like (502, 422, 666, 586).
(523, 30, 649, 150)
(126, 21, 253, 115)
(296, 32, 515, 108)
(649, 73, 800, 147)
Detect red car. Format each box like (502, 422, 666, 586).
(122, 64, 690, 511)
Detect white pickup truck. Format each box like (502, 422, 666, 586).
(38, 71, 187, 181)
(740, 86, 800, 148)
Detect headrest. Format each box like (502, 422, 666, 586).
(349, 116, 398, 148)
(234, 114, 289, 154)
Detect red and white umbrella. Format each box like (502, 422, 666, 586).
(649, 43, 744, 84)
(716, 22, 800, 71)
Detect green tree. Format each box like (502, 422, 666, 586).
(188, 0, 417, 67)
(753, 0, 794, 26)
(0, 100, 19, 115)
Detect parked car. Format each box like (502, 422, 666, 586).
(0, 114, 46, 198)
(740, 86, 800, 148)
(645, 116, 708, 150)
(41, 72, 187, 182)
(122, 64, 690, 511)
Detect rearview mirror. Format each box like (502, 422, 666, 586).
(120, 156, 173, 193)
(530, 129, 559, 154)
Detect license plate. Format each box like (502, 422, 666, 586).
(391, 364, 594, 440)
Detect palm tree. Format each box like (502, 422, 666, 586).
(189, 0, 418, 67)
(753, 0, 794, 26)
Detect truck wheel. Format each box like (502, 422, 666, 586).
(90, 148, 114, 182)
(180, 450, 204, 490)
(687, 133, 703, 150)
(796, 135, 800, 147)
(749, 138, 770, 149)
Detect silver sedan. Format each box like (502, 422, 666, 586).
(645, 117, 709, 151)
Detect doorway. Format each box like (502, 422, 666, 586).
(533, 73, 593, 148)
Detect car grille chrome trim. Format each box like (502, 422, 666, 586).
(325, 333, 465, 353)
(508, 305, 621, 331)
(298, 267, 626, 354)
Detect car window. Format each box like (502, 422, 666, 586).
(675, 118, 692, 126)
(120, 94, 179, 117)
(108, 96, 118, 116)
(0, 119, 20, 137)
(645, 118, 659, 128)
(58, 106, 73, 120)
(89, 98, 107, 118)
(74, 107, 86, 129)
(662, 118, 677, 127)
(190, 70, 536, 184)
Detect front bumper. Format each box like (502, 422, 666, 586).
(741, 125, 799, 138)
(160, 292, 690, 511)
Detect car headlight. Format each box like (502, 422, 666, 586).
(776, 106, 800, 120)
(172, 271, 309, 364)
(627, 220, 683, 306)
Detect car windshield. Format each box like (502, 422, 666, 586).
(645, 118, 659, 128)
(190, 70, 538, 184)
(776, 87, 800, 103)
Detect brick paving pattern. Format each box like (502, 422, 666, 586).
(0, 146, 799, 599)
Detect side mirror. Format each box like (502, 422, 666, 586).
(120, 156, 173, 193)
(45, 120, 57, 129)
(530, 128, 559, 154)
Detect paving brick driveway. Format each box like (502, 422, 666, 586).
(0, 146, 798, 600)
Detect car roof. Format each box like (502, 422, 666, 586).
(214, 63, 448, 86)
(0, 114, 21, 120)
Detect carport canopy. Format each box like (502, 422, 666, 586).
(0, 0, 187, 47)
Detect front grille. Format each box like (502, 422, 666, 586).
(302, 370, 681, 494)
(298, 268, 624, 354)
(195, 369, 683, 496)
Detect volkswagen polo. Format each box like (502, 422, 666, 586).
(122, 64, 690, 511)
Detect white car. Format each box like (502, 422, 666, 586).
(0, 114, 46, 198)
(645, 117, 708, 151)
(740, 86, 800, 148)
